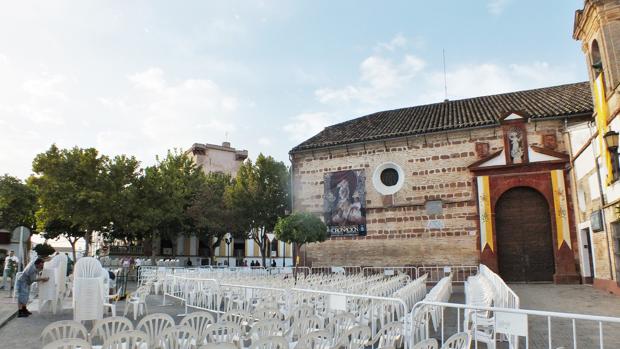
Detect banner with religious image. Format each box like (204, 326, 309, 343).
(476, 176, 494, 252)
(323, 170, 367, 236)
(551, 169, 572, 249)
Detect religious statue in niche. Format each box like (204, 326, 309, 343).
(507, 128, 524, 163)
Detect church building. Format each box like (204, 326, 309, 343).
(290, 82, 592, 284)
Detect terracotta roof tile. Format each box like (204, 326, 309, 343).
(291, 82, 592, 153)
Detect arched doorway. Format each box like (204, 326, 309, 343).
(495, 187, 555, 282)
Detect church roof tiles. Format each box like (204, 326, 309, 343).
(291, 81, 592, 153)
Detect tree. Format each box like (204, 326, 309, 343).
(274, 212, 327, 267)
(0, 175, 38, 232)
(186, 172, 241, 264)
(31, 144, 109, 257)
(135, 150, 204, 262)
(99, 155, 142, 243)
(226, 154, 290, 266)
(33, 243, 56, 258)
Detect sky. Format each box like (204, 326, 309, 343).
(0, 0, 588, 180)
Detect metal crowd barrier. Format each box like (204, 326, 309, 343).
(410, 300, 620, 349)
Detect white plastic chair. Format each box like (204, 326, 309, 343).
(333, 325, 371, 349)
(90, 316, 134, 345)
(180, 311, 216, 346)
(246, 319, 286, 346)
(101, 330, 149, 349)
(412, 338, 438, 349)
(368, 321, 403, 349)
(205, 323, 242, 344)
(41, 320, 89, 345)
(288, 315, 323, 342)
(43, 338, 92, 349)
(199, 343, 239, 349)
(294, 330, 333, 349)
(440, 332, 470, 349)
(124, 285, 149, 320)
(137, 313, 175, 348)
(159, 325, 197, 349)
(250, 336, 289, 349)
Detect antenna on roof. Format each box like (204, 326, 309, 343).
(443, 49, 448, 102)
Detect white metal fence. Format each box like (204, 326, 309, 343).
(410, 300, 620, 349)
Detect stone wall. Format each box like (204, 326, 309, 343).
(292, 119, 568, 267)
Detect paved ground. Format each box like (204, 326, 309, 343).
(0, 283, 618, 348)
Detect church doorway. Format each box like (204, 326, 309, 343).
(495, 187, 555, 282)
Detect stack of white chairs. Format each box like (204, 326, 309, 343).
(411, 274, 453, 343)
(464, 274, 496, 349)
(39, 253, 68, 314)
(73, 257, 106, 322)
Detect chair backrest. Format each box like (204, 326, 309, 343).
(328, 313, 357, 339)
(180, 311, 216, 344)
(136, 313, 175, 347)
(199, 343, 239, 349)
(291, 315, 323, 340)
(248, 319, 285, 341)
(412, 338, 438, 349)
(43, 338, 92, 349)
(440, 332, 470, 349)
(102, 330, 149, 349)
(160, 325, 198, 349)
(74, 257, 104, 278)
(205, 323, 242, 344)
(250, 336, 289, 349)
(253, 307, 285, 321)
(295, 330, 333, 349)
(336, 325, 371, 349)
(220, 310, 250, 326)
(41, 320, 89, 344)
(376, 321, 403, 349)
(90, 316, 134, 344)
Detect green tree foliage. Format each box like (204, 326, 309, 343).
(133, 150, 204, 262)
(33, 243, 56, 258)
(99, 155, 141, 243)
(31, 145, 109, 257)
(0, 175, 38, 231)
(186, 172, 240, 263)
(226, 154, 289, 266)
(274, 212, 327, 264)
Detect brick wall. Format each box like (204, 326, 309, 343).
(292, 120, 568, 267)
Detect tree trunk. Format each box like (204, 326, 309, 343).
(68, 238, 77, 262)
(151, 232, 158, 265)
(84, 231, 91, 257)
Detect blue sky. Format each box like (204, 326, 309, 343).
(0, 0, 587, 179)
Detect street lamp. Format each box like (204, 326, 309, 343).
(605, 130, 620, 182)
(224, 233, 232, 267)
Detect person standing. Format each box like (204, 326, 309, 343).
(16, 258, 49, 317)
(1, 251, 19, 290)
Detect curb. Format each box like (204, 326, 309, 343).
(0, 309, 17, 330)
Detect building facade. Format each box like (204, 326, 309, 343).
(568, 0, 620, 294)
(290, 83, 592, 283)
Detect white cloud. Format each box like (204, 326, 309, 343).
(99, 68, 239, 158)
(315, 54, 426, 105)
(487, 0, 511, 15)
(258, 137, 272, 146)
(283, 112, 334, 142)
(375, 33, 408, 51)
(419, 61, 580, 104)
(22, 73, 68, 100)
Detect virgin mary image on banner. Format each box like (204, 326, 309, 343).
(323, 170, 366, 236)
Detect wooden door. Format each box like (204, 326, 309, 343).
(495, 187, 555, 282)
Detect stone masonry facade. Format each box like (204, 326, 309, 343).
(292, 119, 569, 267)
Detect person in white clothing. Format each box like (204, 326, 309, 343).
(1, 251, 19, 290)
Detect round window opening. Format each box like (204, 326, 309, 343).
(380, 168, 399, 187)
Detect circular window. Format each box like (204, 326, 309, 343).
(372, 162, 405, 195)
(380, 168, 399, 187)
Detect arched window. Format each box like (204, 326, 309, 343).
(591, 39, 603, 75)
